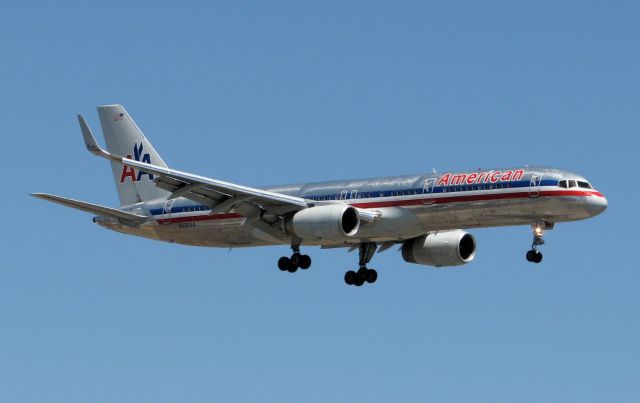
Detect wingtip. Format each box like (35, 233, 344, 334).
(78, 115, 103, 154)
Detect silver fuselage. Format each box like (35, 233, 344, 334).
(98, 166, 607, 247)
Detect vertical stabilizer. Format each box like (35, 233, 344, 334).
(97, 105, 170, 206)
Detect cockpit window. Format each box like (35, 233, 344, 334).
(577, 181, 592, 189)
(568, 180, 577, 188)
(558, 180, 568, 188)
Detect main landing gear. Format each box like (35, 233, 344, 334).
(278, 244, 311, 273)
(344, 242, 378, 286)
(525, 221, 552, 264)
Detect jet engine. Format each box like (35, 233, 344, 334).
(401, 230, 476, 267)
(286, 205, 360, 241)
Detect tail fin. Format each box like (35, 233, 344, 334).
(97, 104, 170, 207)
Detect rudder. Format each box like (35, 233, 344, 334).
(97, 104, 170, 206)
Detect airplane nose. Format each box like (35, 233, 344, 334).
(586, 195, 608, 216)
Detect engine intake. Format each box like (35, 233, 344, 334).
(286, 205, 360, 241)
(402, 230, 476, 267)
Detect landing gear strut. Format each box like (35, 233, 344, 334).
(278, 243, 311, 273)
(525, 221, 551, 263)
(344, 242, 378, 286)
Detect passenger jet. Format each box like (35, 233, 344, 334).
(33, 105, 607, 286)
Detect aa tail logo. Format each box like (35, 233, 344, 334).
(120, 143, 154, 183)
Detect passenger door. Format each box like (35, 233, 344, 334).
(161, 199, 174, 224)
(422, 178, 436, 204)
(529, 174, 542, 198)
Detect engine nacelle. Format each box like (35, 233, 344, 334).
(286, 205, 360, 241)
(402, 230, 476, 267)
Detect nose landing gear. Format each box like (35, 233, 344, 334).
(526, 221, 553, 263)
(344, 242, 378, 286)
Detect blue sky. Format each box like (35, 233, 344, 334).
(1, 1, 639, 402)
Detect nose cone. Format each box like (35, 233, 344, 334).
(587, 194, 608, 216)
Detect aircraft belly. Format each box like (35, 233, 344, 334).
(103, 219, 279, 247)
(101, 195, 592, 247)
(415, 196, 590, 230)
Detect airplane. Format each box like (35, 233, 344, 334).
(33, 105, 608, 287)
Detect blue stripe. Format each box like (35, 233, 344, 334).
(150, 205, 210, 215)
(150, 179, 560, 214)
(306, 179, 558, 201)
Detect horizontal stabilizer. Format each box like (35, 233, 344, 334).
(31, 193, 147, 223)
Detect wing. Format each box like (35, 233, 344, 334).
(78, 115, 309, 214)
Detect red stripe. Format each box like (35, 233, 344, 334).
(352, 189, 603, 209)
(156, 190, 604, 224)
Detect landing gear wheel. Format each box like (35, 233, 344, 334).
(533, 251, 543, 263)
(290, 253, 301, 268)
(526, 250, 536, 262)
(279, 256, 298, 273)
(299, 255, 311, 270)
(526, 250, 543, 263)
(344, 270, 356, 285)
(344, 243, 380, 287)
(281, 242, 312, 273)
(365, 269, 378, 283)
(353, 273, 365, 287)
(278, 256, 290, 271)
